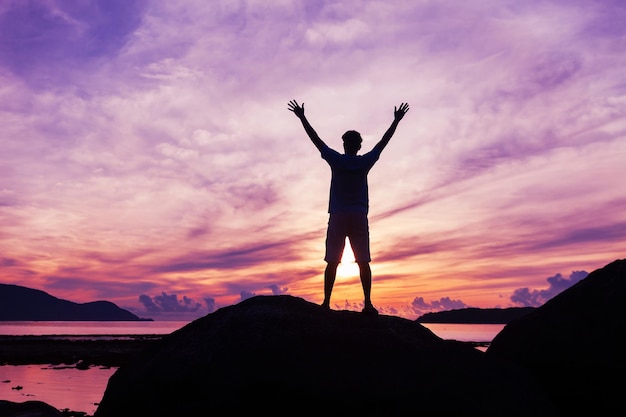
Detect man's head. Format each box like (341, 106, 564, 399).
(342, 130, 362, 155)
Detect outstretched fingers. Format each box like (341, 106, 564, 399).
(396, 102, 409, 113)
(288, 99, 305, 117)
(394, 102, 409, 120)
(288, 99, 303, 111)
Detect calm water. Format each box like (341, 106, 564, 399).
(420, 322, 504, 344)
(0, 320, 188, 338)
(1, 364, 117, 415)
(0, 321, 503, 415)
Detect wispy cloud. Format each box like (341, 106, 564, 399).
(510, 270, 588, 307)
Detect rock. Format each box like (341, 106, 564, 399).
(0, 400, 63, 417)
(95, 295, 555, 416)
(487, 259, 626, 415)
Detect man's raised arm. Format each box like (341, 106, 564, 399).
(288, 100, 326, 152)
(372, 102, 409, 154)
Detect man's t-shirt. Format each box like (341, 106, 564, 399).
(320, 144, 382, 214)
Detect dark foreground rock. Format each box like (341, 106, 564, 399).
(487, 259, 626, 415)
(95, 295, 555, 416)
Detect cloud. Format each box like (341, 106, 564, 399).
(530, 222, 626, 251)
(139, 292, 202, 313)
(138, 294, 159, 312)
(150, 233, 316, 273)
(45, 277, 158, 303)
(341, 299, 362, 311)
(0, 0, 148, 86)
(268, 284, 289, 295)
(373, 235, 469, 263)
(204, 297, 216, 314)
(510, 270, 588, 307)
(0, 257, 18, 267)
(240, 291, 256, 301)
(410, 296, 470, 316)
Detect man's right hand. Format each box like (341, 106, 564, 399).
(288, 100, 305, 119)
(394, 102, 409, 122)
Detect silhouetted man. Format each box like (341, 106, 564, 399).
(288, 100, 409, 314)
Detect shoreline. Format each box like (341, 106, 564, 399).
(0, 335, 162, 367)
(0, 335, 490, 367)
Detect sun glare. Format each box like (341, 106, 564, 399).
(337, 239, 360, 278)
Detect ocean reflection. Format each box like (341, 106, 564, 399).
(1, 364, 117, 415)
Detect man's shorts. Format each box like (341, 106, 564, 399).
(324, 211, 371, 263)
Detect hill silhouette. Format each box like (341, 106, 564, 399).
(417, 306, 536, 323)
(0, 284, 149, 321)
(487, 258, 626, 414)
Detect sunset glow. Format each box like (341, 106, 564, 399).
(1, 0, 625, 319)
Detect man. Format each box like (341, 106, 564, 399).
(288, 99, 409, 314)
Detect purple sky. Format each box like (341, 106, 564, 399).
(1, 0, 625, 319)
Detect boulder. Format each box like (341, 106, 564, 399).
(95, 295, 555, 416)
(487, 259, 626, 415)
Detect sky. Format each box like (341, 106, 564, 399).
(1, 0, 625, 320)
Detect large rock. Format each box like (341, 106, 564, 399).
(487, 259, 626, 415)
(95, 295, 555, 416)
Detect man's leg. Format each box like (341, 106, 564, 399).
(348, 213, 377, 314)
(358, 261, 376, 312)
(323, 213, 346, 310)
(321, 262, 339, 309)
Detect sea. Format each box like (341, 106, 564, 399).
(0, 321, 504, 415)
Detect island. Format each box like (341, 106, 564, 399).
(416, 306, 536, 324)
(0, 283, 151, 321)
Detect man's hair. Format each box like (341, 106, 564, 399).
(342, 130, 362, 144)
(342, 130, 362, 153)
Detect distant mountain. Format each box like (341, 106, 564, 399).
(416, 307, 536, 324)
(0, 284, 151, 321)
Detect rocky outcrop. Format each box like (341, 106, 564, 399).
(487, 259, 626, 415)
(95, 295, 555, 416)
